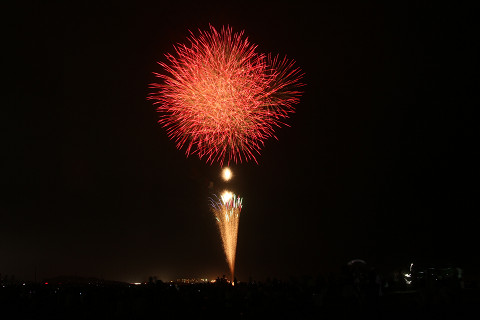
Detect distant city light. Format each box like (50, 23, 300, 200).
(404, 272, 412, 285)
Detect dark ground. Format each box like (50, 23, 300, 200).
(1, 268, 478, 320)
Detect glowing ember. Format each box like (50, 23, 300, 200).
(210, 191, 243, 281)
(221, 167, 233, 181)
(149, 25, 304, 165)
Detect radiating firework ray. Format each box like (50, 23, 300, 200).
(149, 25, 304, 166)
(210, 191, 243, 281)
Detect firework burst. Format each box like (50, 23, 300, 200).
(210, 190, 243, 280)
(149, 25, 304, 165)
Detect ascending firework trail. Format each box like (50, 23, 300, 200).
(210, 190, 242, 282)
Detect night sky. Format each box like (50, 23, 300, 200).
(4, 1, 479, 283)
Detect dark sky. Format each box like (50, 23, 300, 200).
(4, 1, 479, 283)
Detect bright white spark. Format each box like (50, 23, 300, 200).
(221, 190, 233, 203)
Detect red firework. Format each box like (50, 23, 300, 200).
(148, 25, 304, 165)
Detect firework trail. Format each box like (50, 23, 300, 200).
(149, 25, 304, 166)
(210, 191, 243, 280)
